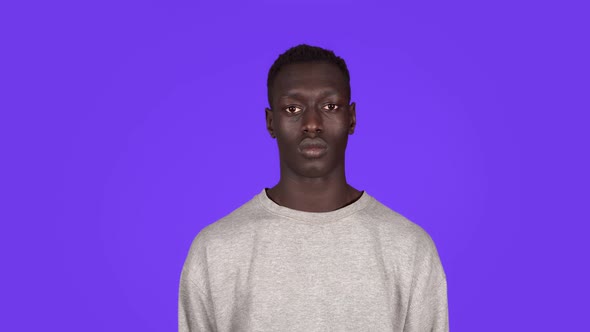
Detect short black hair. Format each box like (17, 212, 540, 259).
(267, 44, 351, 106)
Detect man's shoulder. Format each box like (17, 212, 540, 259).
(362, 195, 437, 249)
(192, 191, 267, 244)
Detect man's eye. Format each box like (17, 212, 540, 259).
(323, 103, 339, 111)
(285, 106, 302, 114)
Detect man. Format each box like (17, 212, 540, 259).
(179, 44, 448, 331)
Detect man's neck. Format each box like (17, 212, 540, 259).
(266, 175, 362, 213)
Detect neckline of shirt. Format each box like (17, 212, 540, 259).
(255, 188, 374, 224)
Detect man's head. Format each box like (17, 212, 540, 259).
(265, 44, 356, 179)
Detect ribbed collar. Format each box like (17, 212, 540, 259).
(255, 188, 374, 224)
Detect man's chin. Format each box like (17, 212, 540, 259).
(293, 163, 334, 179)
(281, 155, 341, 179)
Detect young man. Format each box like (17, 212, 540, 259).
(179, 45, 448, 331)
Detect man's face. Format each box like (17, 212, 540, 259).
(265, 61, 356, 179)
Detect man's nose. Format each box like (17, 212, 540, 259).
(301, 107, 323, 134)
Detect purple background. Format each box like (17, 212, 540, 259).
(2, 0, 589, 331)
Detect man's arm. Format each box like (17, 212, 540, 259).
(404, 275, 449, 332)
(179, 231, 215, 332)
(178, 271, 215, 332)
(403, 233, 449, 332)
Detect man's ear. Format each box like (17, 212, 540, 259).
(348, 102, 356, 135)
(265, 107, 275, 138)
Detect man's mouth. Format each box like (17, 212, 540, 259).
(298, 138, 328, 158)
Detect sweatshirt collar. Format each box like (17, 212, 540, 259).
(256, 188, 373, 223)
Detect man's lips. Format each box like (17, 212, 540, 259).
(298, 138, 328, 158)
(299, 137, 328, 149)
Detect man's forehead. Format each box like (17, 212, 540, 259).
(273, 63, 347, 90)
(277, 62, 344, 79)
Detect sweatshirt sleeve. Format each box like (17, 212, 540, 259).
(178, 231, 216, 332)
(178, 272, 215, 332)
(403, 233, 449, 332)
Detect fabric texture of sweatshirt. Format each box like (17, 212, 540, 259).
(179, 189, 448, 332)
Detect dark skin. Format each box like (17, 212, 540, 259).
(265, 61, 363, 212)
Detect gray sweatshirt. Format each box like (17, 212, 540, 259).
(179, 189, 448, 331)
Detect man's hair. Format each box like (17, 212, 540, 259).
(267, 44, 351, 106)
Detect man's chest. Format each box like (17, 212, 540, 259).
(204, 230, 413, 330)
